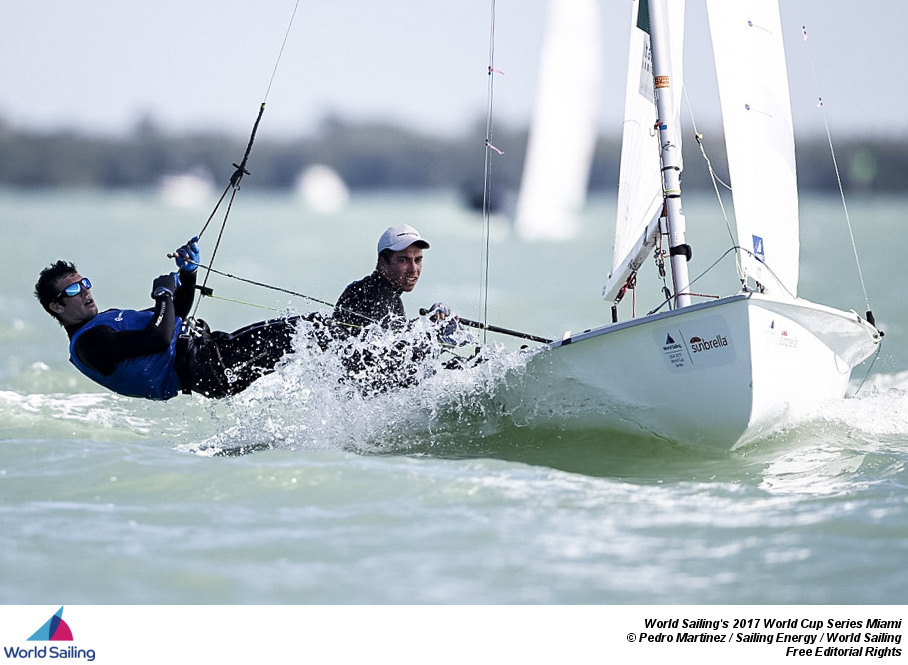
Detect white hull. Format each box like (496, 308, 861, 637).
(507, 294, 880, 451)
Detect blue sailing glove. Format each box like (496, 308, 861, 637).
(438, 319, 460, 346)
(425, 302, 452, 321)
(174, 236, 200, 272)
(152, 272, 181, 299)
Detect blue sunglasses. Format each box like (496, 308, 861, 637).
(56, 277, 92, 301)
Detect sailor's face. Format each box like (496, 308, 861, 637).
(50, 272, 98, 326)
(378, 244, 423, 292)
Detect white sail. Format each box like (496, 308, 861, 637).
(604, 0, 685, 302)
(514, 0, 601, 241)
(706, 0, 800, 296)
(504, 0, 880, 450)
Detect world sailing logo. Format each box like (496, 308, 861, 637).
(752, 234, 765, 262)
(27, 606, 73, 641)
(2, 607, 96, 662)
(658, 319, 735, 371)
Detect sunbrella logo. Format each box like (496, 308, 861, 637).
(689, 334, 728, 353)
(2, 607, 96, 662)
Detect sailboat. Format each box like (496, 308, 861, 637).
(505, 0, 881, 450)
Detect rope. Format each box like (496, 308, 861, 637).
(646, 245, 795, 316)
(683, 88, 743, 283)
(851, 340, 884, 398)
(193, 175, 244, 319)
(187, 0, 302, 319)
(187, 260, 337, 310)
(203, 293, 283, 312)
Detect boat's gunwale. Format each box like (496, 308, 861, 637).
(538, 291, 879, 352)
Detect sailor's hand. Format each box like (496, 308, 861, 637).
(425, 302, 452, 322)
(174, 236, 200, 272)
(438, 318, 459, 346)
(152, 272, 181, 299)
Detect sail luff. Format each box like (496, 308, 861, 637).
(604, 0, 685, 304)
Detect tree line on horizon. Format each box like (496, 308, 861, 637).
(0, 116, 903, 195)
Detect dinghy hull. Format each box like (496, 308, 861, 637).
(510, 293, 880, 450)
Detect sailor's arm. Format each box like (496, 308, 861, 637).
(74, 276, 178, 375)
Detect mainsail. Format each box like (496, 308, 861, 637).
(603, 0, 685, 301)
(706, 0, 800, 296)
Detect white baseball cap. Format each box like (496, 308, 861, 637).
(377, 224, 430, 254)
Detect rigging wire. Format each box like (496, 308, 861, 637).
(479, 0, 500, 345)
(646, 244, 798, 316)
(162, 0, 549, 349)
(264, 0, 302, 104)
(183, 261, 336, 310)
(682, 89, 744, 285)
(683, 93, 735, 233)
(181, 259, 551, 345)
(188, 0, 302, 320)
(801, 25, 875, 324)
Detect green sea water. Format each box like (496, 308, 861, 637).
(1, 188, 905, 603)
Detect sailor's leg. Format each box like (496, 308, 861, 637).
(191, 317, 301, 397)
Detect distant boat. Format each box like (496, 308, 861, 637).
(504, 0, 881, 449)
(295, 164, 350, 214)
(157, 167, 215, 208)
(513, 0, 602, 241)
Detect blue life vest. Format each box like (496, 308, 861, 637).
(69, 309, 182, 400)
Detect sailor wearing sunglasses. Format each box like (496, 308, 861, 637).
(34, 238, 302, 400)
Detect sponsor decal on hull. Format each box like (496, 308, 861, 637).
(657, 316, 736, 370)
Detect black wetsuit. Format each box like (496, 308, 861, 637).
(331, 271, 428, 392)
(332, 270, 406, 334)
(67, 270, 302, 399)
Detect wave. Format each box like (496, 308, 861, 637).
(0, 389, 157, 442)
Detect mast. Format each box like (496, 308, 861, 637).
(647, 0, 691, 309)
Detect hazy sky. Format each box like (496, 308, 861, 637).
(2, 1, 904, 140)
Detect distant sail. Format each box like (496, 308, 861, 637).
(514, 0, 602, 241)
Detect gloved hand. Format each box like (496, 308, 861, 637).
(438, 318, 460, 346)
(425, 302, 452, 322)
(174, 236, 200, 272)
(152, 272, 181, 299)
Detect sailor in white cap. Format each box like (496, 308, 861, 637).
(333, 224, 433, 332)
(331, 224, 459, 391)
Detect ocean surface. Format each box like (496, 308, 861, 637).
(1, 188, 906, 604)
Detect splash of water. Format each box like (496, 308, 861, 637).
(179, 315, 533, 456)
